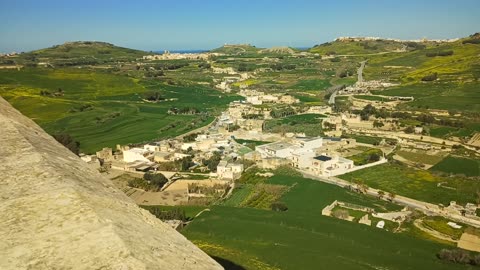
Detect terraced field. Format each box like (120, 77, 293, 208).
(183, 173, 465, 270)
(430, 156, 480, 177)
(364, 40, 480, 112)
(340, 162, 480, 205)
(0, 68, 240, 153)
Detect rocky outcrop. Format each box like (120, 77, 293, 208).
(0, 97, 222, 270)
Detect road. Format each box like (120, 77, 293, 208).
(175, 117, 217, 140)
(300, 170, 480, 228)
(328, 90, 337, 105)
(348, 128, 478, 152)
(328, 60, 367, 105)
(357, 60, 367, 83)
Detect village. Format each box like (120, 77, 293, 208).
(74, 48, 480, 253)
(78, 78, 480, 250)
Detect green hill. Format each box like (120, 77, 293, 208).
(363, 36, 480, 112)
(308, 38, 437, 55)
(14, 41, 148, 66)
(210, 44, 261, 55)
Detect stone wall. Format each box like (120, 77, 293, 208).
(0, 97, 222, 270)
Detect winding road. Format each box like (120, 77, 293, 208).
(328, 60, 367, 105)
(357, 60, 367, 83)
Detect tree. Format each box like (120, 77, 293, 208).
(143, 91, 164, 101)
(373, 120, 384, 128)
(238, 63, 247, 72)
(368, 153, 381, 162)
(180, 156, 194, 171)
(53, 133, 80, 155)
(377, 190, 385, 199)
(204, 151, 222, 172)
(143, 172, 168, 191)
(360, 104, 377, 121)
(404, 126, 415, 134)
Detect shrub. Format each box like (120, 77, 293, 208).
(426, 50, 453, 57)
(421, 73, 438, 82)
(404, 126, 415, 134)
(53, 133, 80, 155)
(462, 39, 480, 45)
(144, 172, 168, 190)
(143, 91, 164, 101)
(437, 248, 475, 265)
(271, 202, 288, 212)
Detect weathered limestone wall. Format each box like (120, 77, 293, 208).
(0, 97, 222, 270)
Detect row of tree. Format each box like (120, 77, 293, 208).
(146, 207, 187, 221)
(270, 107, 295, 118)
(356, 105, 465, 129)
(127, 172, 168, 192)
(425, 50, 454, 57)
(168, 107, 202, 115)
(437, 248, 480, 266)
(269, 63, 296, 71)
(156, 156, 196, 172)
(53, 133, 80, 155)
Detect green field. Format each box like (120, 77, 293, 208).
(422, 216, 465, 241)
(396, 149, 446, 165)
(430, 156, 480, 177)
(348, 134, 384, 145)
(340, 162, 480, 205)
(347, 148, 383, 166)
(363, 40, 480, 112)
(234, 139, 271, 147)
(429, 126, 458, 138)
(264, 113, 325, 136)
(378, 82, 480, 112)
(291, 79, 331, 91)
(0, 68, 240, 153)
(182, 173, 465, 270)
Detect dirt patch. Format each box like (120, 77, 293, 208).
(458, 233, 480, 252)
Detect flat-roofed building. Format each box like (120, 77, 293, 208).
(123, 148, 151, 163)
(310, 155, 354, 177)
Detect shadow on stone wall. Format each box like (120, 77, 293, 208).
(211, 256, 246, 270)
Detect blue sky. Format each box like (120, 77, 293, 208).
(0, 0, 479, 52)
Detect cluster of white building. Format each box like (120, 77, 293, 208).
(249, 136, 357, 176)
(240, 89, 299, 105)
(83, 130, 246, 181)
(335, 36, 459, 43)
(142, 51, 221, 61)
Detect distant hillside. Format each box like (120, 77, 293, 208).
(210, 44, 260, 55)
(362, 34, 480, 112)
(259, 46, 297, 54)
(15, 41, 148, 66)
(364, 37, 480, 83)
(310, 38, 427, 55)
